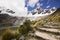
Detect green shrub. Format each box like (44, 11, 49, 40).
(18, 20, 33, 35)
(2, 30, 14, 40)
(18, 25, 28, 35)
(14, 32, 21, 40)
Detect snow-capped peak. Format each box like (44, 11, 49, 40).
(0, 7, 15, 16)
(27, 7, 57, 17)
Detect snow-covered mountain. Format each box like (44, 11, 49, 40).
(26, 7, 57, 21)
(0, 7, 15, 16)
(28, 7, 57, 17)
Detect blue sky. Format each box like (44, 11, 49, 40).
(25, 0, 60, 11)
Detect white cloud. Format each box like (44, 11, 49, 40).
(28, 0, 39, 7)
(0, 0, 28, 17)
(37, 3, 43, 7)
(46, 6, 50, 8)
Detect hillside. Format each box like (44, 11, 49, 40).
(30, 8, 60, 40)
(47, 8, 60, 22)
(32, 8, 60, 27)
(0, 14, 18, 27)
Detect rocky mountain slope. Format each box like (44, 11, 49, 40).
(28, 7, 57, 15)
(0, 7, 18, 27)
(31, 8, 60, 40)
(0, 14, 18, 27)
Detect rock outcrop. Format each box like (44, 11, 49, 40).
(0, 14, 17, 27)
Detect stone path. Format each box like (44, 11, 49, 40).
(34, 26, 60, 40)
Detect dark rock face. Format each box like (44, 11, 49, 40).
(6, 9, 15, 14)
(52, 8, 60, 15)
(28, 7, 57, 15)
(0, 7, 17, 27)
(0, 7, 15, 14)
(0, 14, 17, 27)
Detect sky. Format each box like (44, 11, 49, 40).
(25, 0, 60, 11)
(0, 0, 60, 17)
(0, 0, 27, 17)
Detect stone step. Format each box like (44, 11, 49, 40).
(43, 25, 60, 29)
(34, 27, 60, 40)
(36, 27, 60, 35)
(35, 31, 58, 40)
